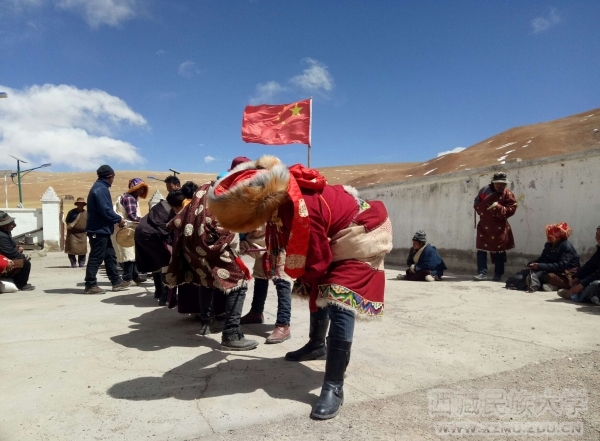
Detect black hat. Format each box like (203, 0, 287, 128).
(0, 211, 16, 226)
(491, 172, 509, 183)
(96, 165, 115, 178)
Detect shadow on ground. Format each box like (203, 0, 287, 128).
(107, 348, 323, 405)
(44, 288, 88, 295)
(101, 290, 158, 308)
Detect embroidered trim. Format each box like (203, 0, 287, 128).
(317, 283, 384, 317)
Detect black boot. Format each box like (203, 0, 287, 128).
(152, 273, 162, 299)
(158, 274, 168, 306)
(311, 338, 352, 420)
(285, 314, 329, 361)
(221, 288, 258, 351)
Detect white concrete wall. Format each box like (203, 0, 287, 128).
(5, 208, 43, 244)
(359, 149, 600, 273)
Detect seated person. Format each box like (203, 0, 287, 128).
(558, 225, 600, 304)
(398, 230, 447, 281)
(506, 223, 579, 292)
(0, 211, 34, 291)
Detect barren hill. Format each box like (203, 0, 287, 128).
(346, 107, 600, 188)
(8, 107, 600, 211)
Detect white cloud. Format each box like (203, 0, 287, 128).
(56, 0, 142, 28)
(178, 60, 200, 79)
(249, 57, 334, 104)
(437, 147, 466, 157)
(0, 84, 147, 169)
(204, 156, 216, 163)
(532, 8, 561, 34)
(290, 58, 333, 92)
(156, 49, 165, 56)
(249, 81, 287, 105)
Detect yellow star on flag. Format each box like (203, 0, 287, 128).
(289, 103, 302, 116)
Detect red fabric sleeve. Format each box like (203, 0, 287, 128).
(494, 190, 517, 219)
(278, 194, 333, 285)
(0, 256, 8, 273)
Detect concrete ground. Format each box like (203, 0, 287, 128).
(1, 252, 600, 441)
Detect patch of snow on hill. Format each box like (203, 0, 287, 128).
(495, 142, 516, 150)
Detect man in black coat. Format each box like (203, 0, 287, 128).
(83, 165, 127, 294)
(135, 199, 172, 304)
(0, 211, 34, 290)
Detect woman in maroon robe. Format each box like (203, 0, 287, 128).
(473, 172, 518, 281)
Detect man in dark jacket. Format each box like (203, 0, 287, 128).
(397, 230, 447, 281)
(83, 165, 128, 294)
(0, 211, 34, 290)
(558, 226, 600, 303)
(134, 199, 172, 304)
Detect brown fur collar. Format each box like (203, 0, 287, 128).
(207, 155, 290, 233)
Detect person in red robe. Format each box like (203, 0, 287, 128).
(473, 172, 518, 281)
(208, 155, 393, 420)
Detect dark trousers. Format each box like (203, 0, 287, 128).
(85, 233, 121, 288)
(312, 304, 355, 342)
(223, 286, 248, 336)
(477, 250, 505, 277)
(250, 277, 292, 325)
(11, 258, 31, 289)
(405, 269, 431, 281)
(198, 286, 227, 321)
(68, 254, 86, 266)
(122, 261, 139, 282)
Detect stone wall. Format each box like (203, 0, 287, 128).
(359, 149, 600, 274)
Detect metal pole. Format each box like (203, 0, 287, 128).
(17, 160, 23, 205)
(4, 175, 7, 209)
(307, 144, 311, 168)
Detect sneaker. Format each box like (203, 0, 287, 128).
(492, 275, 502, 282)
(84, 285, 106, 294)
(19, 284, 35, 291)
(396, 274, 407, 280)
(78, 263, 86, 268)
(112, 281, 130, 292)
(266, 325, 291, 344)
(434, 275, 441, 281)
(424, 275, 435, 282)
(120, 280, 133, 287)
(240, 311, 264, 325)
(557, 289, 571, 300)
(591, 296, 600, 306)
(542, 284, 558, 292)
(473, 273, 487, 281)
(71, 263, 77, 268)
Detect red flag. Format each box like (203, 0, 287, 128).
(242, 98, 311, 145)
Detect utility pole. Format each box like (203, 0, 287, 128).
(9, 155, 27, 206)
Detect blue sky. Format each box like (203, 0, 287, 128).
(0, 1, 599, 173)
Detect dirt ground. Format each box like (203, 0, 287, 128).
(199, 351, 600, 441)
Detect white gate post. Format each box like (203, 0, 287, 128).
(41, 187, 61, 251)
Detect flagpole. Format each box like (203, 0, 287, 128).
(308, 97, 313, 168)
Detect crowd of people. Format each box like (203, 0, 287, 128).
(2, 163, 598, 420)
